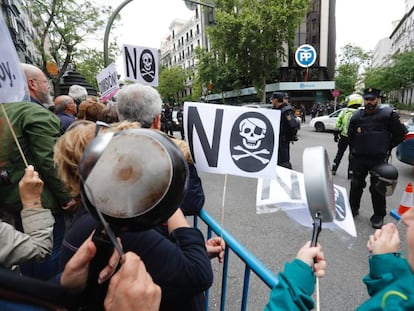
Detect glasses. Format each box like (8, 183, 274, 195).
(31, 78, 51, 88)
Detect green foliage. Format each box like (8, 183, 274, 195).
(158, 66, 189, 103)
(390, 51, 414, 89)
(335, 44, 371, 98)
(363, 51, 414, 95)
(203, 0, 310, 101)
(29, 0, 113, 95)
(194, 47, 243, 103)
(74, 43, 120, 91)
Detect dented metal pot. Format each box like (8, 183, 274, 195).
(78, 128, 188, 231)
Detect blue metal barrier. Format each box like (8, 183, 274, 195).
(194, 209, 278, 311)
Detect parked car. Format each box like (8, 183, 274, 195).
(396, 134, 414, 166)
(396, 113, 414, 166)
(309, 108, 345, 132)
(379, 103, 396, 110)
(241, 103, 301, 130)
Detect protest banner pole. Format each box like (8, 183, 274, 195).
(0, 104, 28, 167)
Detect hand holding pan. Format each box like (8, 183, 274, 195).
(303, 146, 335, 311)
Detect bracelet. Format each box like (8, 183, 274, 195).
(22, 201, 42, 208)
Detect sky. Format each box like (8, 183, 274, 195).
(107, 0, 407, 74)
(336, 0, 406, 52)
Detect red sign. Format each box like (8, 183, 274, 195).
(331, 89, 340, 97)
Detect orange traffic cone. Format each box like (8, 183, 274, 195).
(398, 182, 414, 215)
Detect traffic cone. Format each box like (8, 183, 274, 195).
(398, 182, 414, 215)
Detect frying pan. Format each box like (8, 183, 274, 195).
(78, 128, 189, 231)
(303, 146, 335, 311)
(303, 146, 335, 245)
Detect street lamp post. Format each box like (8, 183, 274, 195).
(103, 0, 215, 67)
(103, 0, 135, 67)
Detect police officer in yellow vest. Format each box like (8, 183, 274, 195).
(332, 94, 363, 178)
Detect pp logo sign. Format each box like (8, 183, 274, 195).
(295, 44, 317, 68)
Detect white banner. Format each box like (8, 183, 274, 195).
(256, 166, 357, 237)
(0, 13, 26, 103)
(96, 63, 119, 102)
(123, 44, 158, 87)
(184, 102, 280, 179)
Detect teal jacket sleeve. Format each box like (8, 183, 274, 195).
(362, 253, 409, 297)
(264, 259, 315, 311)
(356, 254, 414, 310)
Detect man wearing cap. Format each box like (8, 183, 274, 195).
(271, 92, 298, 169)
(348, 88, 407, 229)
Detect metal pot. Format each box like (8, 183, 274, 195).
(78, 128, 188, 231)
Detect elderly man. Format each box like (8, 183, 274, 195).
(21, 63, 53, 107)
(54, 95, 77, 131)
(68, 84, 88, 107)
(0, 63, 75, 280)
(116, 83, 204, 216)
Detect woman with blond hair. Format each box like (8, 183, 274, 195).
(54, 120, 215, 311)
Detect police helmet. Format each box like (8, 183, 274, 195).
(369, 163, 398, 196)
(346, 94, 363, 108)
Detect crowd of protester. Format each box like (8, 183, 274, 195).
(1, 63, 414, 311)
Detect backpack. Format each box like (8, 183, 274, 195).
(280, 105, 298, 141)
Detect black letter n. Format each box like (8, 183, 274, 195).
(187, 106, 223, 167)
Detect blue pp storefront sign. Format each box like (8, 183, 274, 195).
(295, 44, 317, 68)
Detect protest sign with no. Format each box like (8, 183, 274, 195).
(0, 14, 26, 103)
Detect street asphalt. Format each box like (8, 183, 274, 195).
(175, 110, 412, 310)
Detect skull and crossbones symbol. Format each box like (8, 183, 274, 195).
(141, 52, 155, 79)
(232, 118, 270, 164)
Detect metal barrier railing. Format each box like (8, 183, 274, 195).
(193, 209, 278, 311)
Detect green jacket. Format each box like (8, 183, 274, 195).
(264, 259, 315, 311)
(356, 253, 414, 310)
(335, 107, 357, 137)
(0, 101, 72, 213)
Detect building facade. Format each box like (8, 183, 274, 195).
(389, 2, 414, 105)
(1, 0, 42, 65)
(160, 6, 209, 99)
(370, 0, 414, 105)
(161, 0, 337, 108)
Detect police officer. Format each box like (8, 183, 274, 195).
(271, 92, 298, 169)
(348, 88, 407, 229)
(163, 103, 174, 136)
(177, 106, 184, 140)
(331, 93, 363, 177)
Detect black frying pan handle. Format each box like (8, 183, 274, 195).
(311, 217, 322, 247)
(82, 225, 115, 311)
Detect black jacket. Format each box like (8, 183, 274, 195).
(60, 208, 213, 311)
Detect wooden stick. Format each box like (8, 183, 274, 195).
(1, 104, 28, 167)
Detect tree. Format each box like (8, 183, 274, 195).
(205, 0, 310, 102)
(363, 50, 414, 103)
(29, 0, 113, 96)
(194, 47, 243, 104)
(158, 66, 189, 103)
(363, 67, 394, 93)
(389, 51, 414, 89)
(74, 43, 120, 91)
(335, 44, 371, 99)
